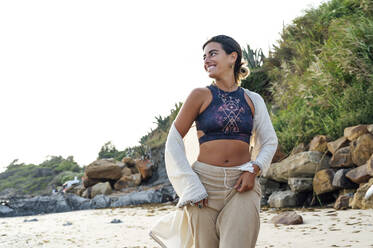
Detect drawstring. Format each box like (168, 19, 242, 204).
(223, 168, 233, 189)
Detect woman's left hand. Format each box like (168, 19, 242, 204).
(234, 171, 256, 193)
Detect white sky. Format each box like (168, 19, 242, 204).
(0, 0, 326, 172)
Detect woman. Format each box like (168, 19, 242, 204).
(149, 35, 278, 248)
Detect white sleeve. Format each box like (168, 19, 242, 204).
(250, 92, 278, 174)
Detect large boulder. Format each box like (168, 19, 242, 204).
(309, 135, 328, 153)
(327, 137, 349, 155)
(85, 159, 122, 180)
(350, 178, 373, 209)
(268, 190, 303, 208)
(345, 156, 373, 184)
(313, 169, 338, 195)
(91, 194, 111, 209)
(114, 173, 142, 190)
(332, 169, 358, 189)
(344, 124, 368, 141)
(288, 177, 313, 193)
(270, 211, 303, 225)
(91, 182, 112, 198)
(329, 147, 354, 168)
(334, 194, 352, 210)
(121, 167, 132, 176)
(350, 133, 373, 166)
(264, 151, 329, 182)
(135, 159, 154, 180)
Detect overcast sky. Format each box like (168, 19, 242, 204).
(0, 0, 326, 172)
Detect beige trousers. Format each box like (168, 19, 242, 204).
(185, 160, 262, 248)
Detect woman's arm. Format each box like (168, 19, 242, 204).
(174, 88, 206, 138)
(249, 91, 278, 174)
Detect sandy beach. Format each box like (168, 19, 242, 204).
(1, 203, 372, 248)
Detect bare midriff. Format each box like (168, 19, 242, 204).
(196, 138, 251, 167)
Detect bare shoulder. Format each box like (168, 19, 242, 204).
(174, 85, 210, 138)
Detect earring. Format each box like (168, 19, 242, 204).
(230, 63, 234, 69)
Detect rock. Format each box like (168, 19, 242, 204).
(136, 159, 154, 180)
(91, 194, 111, 209)
(0, 205, 14, 216)
(6, 194, 71, 217)
(122, 157, 136, 167)
(327, 137, 349, 155)
(332, 169, 358, 189)
(350, 134, 373, 166)
(121, 167, 132, 176)
(313, 169, 338, 195)
(288, 178, 313, 193)
(91, 182, 112, 198)
(65, 194, 91, 210)
(350, 178, 373, 209)
(368, 124, 373, 134)
(65, 184, 85, 196)
(338, 188, 356, 197)
(24, 218, 38, 222)
(344, 124, 368, 141)
(85, 159, 122, 180)
(290, 143, 306, 156)
(270, 211, 303, 225)
(334, 194, 352, 210)
(330, 147, 354, 168)
(110, 189, 163, 207)
(82, 187, 92, 199)
(345, 158, 373, 184)
(110, 219, 122, 224)
(82, 173, 103, 188)
(259, 178, 286, 206)
(309, 135, 328, 153)
(114, 173, 142, 190)
(272, 145, 287, 163)
(268, 190, 302, 208)
(264, 151, 328, 183)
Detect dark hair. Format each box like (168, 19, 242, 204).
(202, 35, 248, 84)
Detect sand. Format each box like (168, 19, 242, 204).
(1, 204, 372, 248)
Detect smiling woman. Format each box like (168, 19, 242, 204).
(149, 34, 278, 248)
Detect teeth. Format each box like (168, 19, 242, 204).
(207, 65, 216, 71)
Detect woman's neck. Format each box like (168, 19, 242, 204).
(213, 77, 237, 92)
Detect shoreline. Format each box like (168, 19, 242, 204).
(1, 204, 372, 247)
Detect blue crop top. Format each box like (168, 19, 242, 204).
(195, 84, 253, 145)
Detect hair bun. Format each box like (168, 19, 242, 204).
(239, 65, 250, 80)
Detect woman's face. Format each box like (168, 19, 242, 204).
(203, 42, 236, 79)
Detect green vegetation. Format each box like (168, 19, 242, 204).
(0, 157, 83, 196)
(265, 0, 373, 153)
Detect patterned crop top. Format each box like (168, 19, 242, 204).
(195, 84, 253, 145)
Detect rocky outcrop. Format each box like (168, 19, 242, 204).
(0, 184, 177, 218)
(264, 151, 329, 182)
